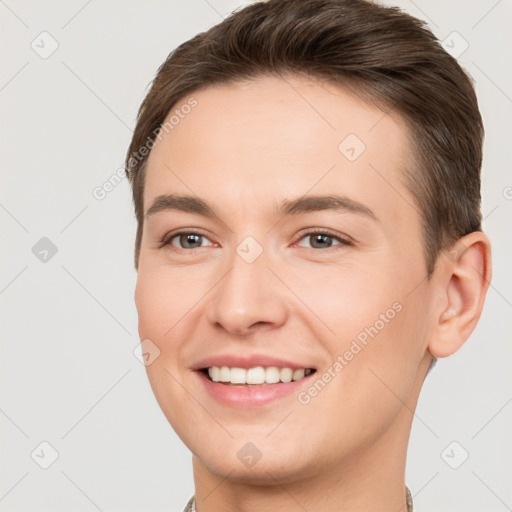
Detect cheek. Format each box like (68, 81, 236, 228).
(287, 263, 399, 338)
(134, 265, 202, 341)
(134, 267, 202, 438)
(289, 263, 426, 394)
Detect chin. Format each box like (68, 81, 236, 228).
(192, 440, 316, 485)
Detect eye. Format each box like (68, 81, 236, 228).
(162, 231, 215, 250)
(296, 230, 352, 249)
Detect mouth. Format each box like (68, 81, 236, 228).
(199, 366, 317, 386)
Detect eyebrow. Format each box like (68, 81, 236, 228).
(145, 194, 378, 221)
(277, 195, 377, 220)
(145, 195, 215, 219)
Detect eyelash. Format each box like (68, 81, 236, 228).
(158, 229, 353, 251)
(295, 229, 354, 249)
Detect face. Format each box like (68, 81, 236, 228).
(134, 74, 438, 483)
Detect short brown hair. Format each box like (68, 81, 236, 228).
(125, 0, 484, 277)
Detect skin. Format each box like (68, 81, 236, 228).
(134, 74, 491, 511)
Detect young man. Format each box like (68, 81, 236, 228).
(125, 1, 491, 510)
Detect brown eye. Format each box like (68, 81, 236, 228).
(167, 232, 212, 249)
(297, 231, 349, 249)
(309, 234, 334, 248)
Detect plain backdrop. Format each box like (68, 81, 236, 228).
(1, 1, 511, 511)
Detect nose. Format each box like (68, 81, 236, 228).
(205, 245, 289, 336)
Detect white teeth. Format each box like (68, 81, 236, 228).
(206, 366, 313, 385)
(292, 368, 305, 380)
(230, 367, 246, 384)
(209, 366, 220, 382)
(280, 367, 293, 383)
(265, 366, 280, 384)
(219, 366, 230, 382)
(246, 366, 265, 384)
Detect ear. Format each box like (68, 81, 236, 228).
(428, 231, 492, 358)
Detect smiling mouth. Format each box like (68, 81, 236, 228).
(199, 366, 316, 386)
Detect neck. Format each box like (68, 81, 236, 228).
(191, 401, 415, 512)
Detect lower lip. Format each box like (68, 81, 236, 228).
(195, 370, 314, 408)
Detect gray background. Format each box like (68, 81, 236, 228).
(1, 1, 510, 511)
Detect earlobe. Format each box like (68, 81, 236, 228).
(428, 231, 492, 358)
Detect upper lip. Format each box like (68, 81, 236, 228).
(192, 354, 316, 371)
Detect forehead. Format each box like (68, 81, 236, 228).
(143, 74, 417, 227)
